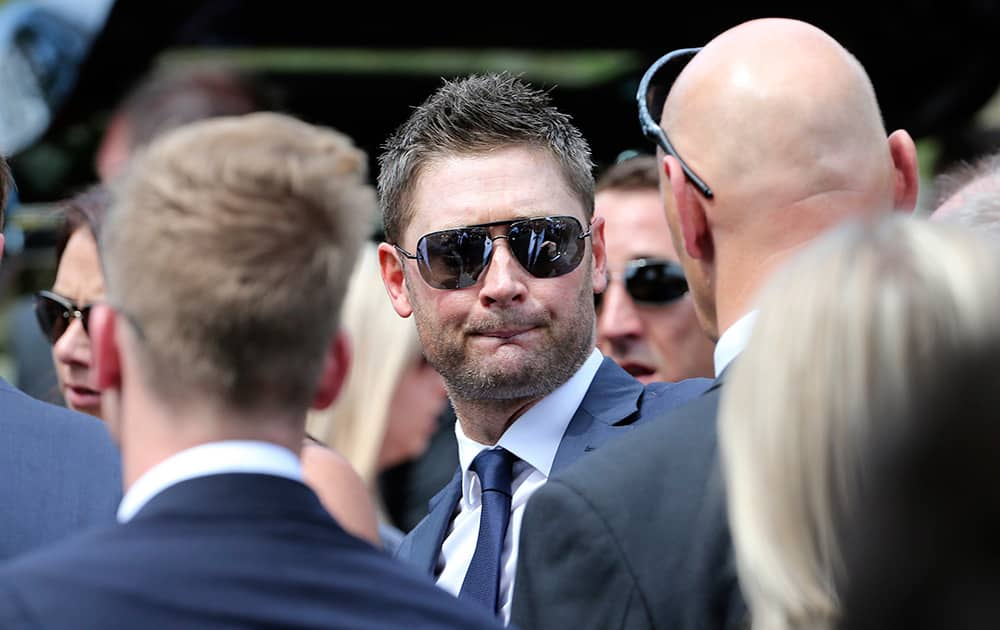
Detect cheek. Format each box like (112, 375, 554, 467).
(51, 347, 64, 377)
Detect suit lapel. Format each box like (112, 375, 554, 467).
(551, 357, 646, 474)
(396, 468, 462, 574)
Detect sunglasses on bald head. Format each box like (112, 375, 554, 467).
(595, 258, 688, 309)
(637, 47, 714, 199)
(34, 290, 93, 343)
(394, 215, 592, 290)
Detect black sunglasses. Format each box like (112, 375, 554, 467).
(595, 258, 688, 308)
(34, 290, 93, 343)
(636, 47, 714, 199)
(394, 215, 592, 290)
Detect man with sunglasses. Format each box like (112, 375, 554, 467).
(378, 73, 709, 623)
(0, 159, 121, 562)
(513, 18, 919, 630)
(594, 155, 715, 383)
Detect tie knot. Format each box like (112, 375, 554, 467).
(470, 447, 516, 495)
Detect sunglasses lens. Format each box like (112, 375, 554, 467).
(508, 217, 586, 279)
(417, 228, 491, 290)
(34, 294, 68, 343)
(626, 262, 688, 304)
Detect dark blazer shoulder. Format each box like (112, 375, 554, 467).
(0, 378, 121, 561)
(513, 386, 744, 630)
(0, 473, 504, 629)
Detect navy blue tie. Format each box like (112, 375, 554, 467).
(459, 447, 517, 615)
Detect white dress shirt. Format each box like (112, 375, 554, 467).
(713, 310, 758, 377)
(117, 440, 303, 523)
(436, 348, 604, 624)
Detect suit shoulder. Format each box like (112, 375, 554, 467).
(0, 378, 113, 442)
(551, 388, 721, 496)
(643, 377, 713, 404)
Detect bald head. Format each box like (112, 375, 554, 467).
(664, 19, 899, 216)
(653, 18, 919, 341)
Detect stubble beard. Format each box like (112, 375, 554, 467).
(411, 274, 596, 403)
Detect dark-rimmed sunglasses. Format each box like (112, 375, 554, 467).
(595, 258, 688, 308)
(394, 215, 592, 290)
(34, 290, 92, 343)
(637, 47, 714, 199)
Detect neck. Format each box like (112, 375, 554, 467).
(450, 395, 542, 445)
(119, 389, 305, 490)
(713, 239, 806, 337)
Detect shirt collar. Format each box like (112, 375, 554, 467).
(117, 440, 302, 523)
(713, 310, 758, 377)
(455, 348, 603, 500)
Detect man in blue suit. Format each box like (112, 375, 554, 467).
(0, 114, 502, 629)
(0, 159, 121, 562)
(377, 74, 708, 623)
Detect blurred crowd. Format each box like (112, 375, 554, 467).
(0, 12, 997, 630)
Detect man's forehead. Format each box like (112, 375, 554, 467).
(597, 189, 678, 263)
(403, 149, 585, 238)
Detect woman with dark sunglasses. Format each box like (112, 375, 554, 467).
(37, 186, 108, 418)
(34, 185, 384, 547)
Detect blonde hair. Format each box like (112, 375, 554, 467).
(719, 215, 1000, 630)
(102, 112, 373, 412)
(307, 243, 424, 487)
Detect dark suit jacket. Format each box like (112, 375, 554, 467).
(395, 357, 710, 575)
(0, 472, 505, 629)
(511, 378, 746, 630)
(0, 377, 121, 561)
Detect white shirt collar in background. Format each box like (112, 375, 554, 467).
(713, 310, 758, 377)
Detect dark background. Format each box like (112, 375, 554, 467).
(13, 0, 1000, 202)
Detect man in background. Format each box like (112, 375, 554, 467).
(595, 154, 714, 383)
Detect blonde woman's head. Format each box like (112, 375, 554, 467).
(308, 243, 446, 487)
(719, 215, 1000, 630)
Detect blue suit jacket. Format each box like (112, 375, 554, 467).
(0, 377, 121, 561)
(0, 472, 504, 629)
(395, 357, 710, 574)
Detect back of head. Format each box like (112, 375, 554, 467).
(103, 112, 373, 413)
(97, 66, 268, 182)
(665, 19, 899, 237)
(377, 72, 594, 244)
(595, 154, 659, 194)
(120, 66, 265, 153)
(931, 151, 1000, 236)
(720, 216, 1000, 629)
(307, 242, 422, 485)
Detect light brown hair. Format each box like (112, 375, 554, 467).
(103, 112, 373, 412)
(595, 154, 659, 193)
(377, 73, 594, 244)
